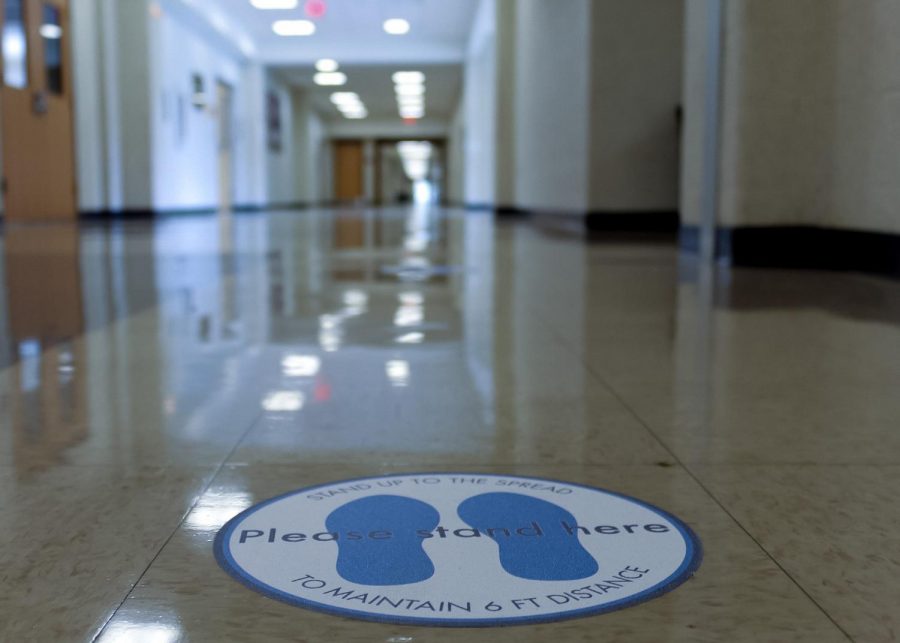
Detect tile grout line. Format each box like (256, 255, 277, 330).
(546, 327, 855, 643)
(90, 409, 266, 643)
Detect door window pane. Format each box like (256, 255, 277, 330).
(41, 3, 62, 94)
(2, 0, 28, 88)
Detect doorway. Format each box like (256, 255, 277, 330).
(332, 140, 365, 203)
(0, 0, 77, 220)
(375, 138, 447, 206)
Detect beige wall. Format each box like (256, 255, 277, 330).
(497, 0, 683, 214)
(588, 0, 684, 212)
(513, 0, 592, 212)
(694, 0, 900, 234)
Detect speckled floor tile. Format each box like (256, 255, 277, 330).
(608, 377, 900, 465)
(2, 209, 896, 641)
(693, 464, 900, 642)
(0, 465, 215, 641)
(93, 464, 847, 642)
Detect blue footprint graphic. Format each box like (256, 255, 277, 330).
(458, 492, 599, 581)
(325, 495, 440, 586)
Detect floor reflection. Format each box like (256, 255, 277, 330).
(2, 226, 87, 472)
(0, 207, 498, 469)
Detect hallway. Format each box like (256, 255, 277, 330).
(1, 207, 897, 641)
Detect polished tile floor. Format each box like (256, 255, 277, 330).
(0, 208, 898, 641)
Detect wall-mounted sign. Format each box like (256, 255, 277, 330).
(267, 90, 282, 153)
(215, 473, 702, 627)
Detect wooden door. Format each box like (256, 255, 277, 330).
(0, 0, 77, 220)
(333, 140, 364, 202)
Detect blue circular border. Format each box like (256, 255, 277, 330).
(214, 472, 703, 628)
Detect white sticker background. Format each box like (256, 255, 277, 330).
(216, 474, 701, 626)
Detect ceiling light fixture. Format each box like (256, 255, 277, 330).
(331, 92, 360, 105)
(400, 107, 425, 118)
(392, 71, 425, 85)
(251, 0, 298, 9)
(315, 58, 339, 72)
(395, 84, 425, 96)
(39, 24, 63, 39)
(383, 18, 410, 35)
(330, 92, 367, 120)
(272, 19, 316, 36)
(313, 71, 347, 86)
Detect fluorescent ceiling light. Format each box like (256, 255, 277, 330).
(397, 96, 424, 105)
(273, 19, 315, 36)
(314, 71, 347, 86)
(400, 108, 425, 118)
(393, 71, 425, 85)
(39, 24, 63, 39)
(383, 18, 410, 35)
(330, 92, 360, 105)
(316, 58, 339, 72)
(251, 0, 298, 9)
(395, 84, 425, 96)
(342, 105, 368, 119)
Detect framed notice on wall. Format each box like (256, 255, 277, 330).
(267, 91, 282, 153)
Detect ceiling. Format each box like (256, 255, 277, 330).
(186, 0, 481, 65)
(275, 63, 462, 123)
(172, 0, 475, 124)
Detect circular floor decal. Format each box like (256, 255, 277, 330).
(215, 473, 702, 627)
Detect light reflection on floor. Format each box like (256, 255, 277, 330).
(0, 207, 898, 641)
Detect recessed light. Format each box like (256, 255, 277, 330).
(400, 108, 425, 119)
(383, 18, 410, 35)
(315, 58, 339, 72)
(314, 71, 347, 86)
(251, 0, 298, 9)
(330, 92, 361, 105)
(395, 84, 425, 96)
(272, 19, 316, 36)
(39, 24, 63, 39)
(392, 71, 424, 85)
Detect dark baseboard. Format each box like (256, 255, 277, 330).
(80, 208, 158, 219)
(79, 203, 313, 219)
(681, 224, 900, 279)
(585, 210, 680, 233)
(446, 202, 531, 217)
(494, 205, 530, 218)
(460, 205, 678, 230)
